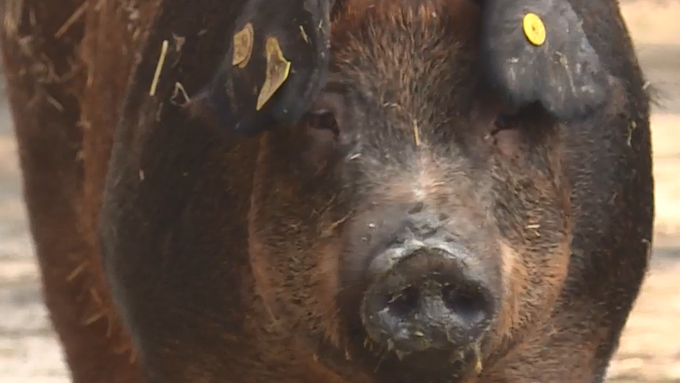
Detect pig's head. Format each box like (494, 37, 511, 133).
(247, 0, 572, 381)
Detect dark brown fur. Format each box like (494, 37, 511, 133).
(1, 0, 653, 382)
(0, 0, 158, 382)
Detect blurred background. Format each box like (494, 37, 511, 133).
(0, 1, 678, 382)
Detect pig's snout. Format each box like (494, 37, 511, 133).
(360, 219, 496, 355)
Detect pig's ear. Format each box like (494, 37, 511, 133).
(478, 0, 610, 121)
(196, 0, 334, 136)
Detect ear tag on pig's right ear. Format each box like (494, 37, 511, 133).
(232, 23, 254, 68)
(479, 0, 612, 122)
(257, 36, 292, 111)
(522, 13, 546, 46)
(194, 0, 333, 137)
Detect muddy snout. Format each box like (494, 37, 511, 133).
(361, 239, 496, 355)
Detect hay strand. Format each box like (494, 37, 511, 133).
(149, 39, 169, 96)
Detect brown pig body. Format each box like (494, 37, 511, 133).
(0, 0, 653, 382)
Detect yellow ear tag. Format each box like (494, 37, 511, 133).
(232, 23, 254, 68)
(522, 13, 546, 46)
(256, 36, 292, 111)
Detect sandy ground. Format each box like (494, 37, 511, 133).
(0, 1, 678, 382)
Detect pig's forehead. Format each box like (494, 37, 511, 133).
(328, 0, 480, 99)
(329, 0, 479, 46)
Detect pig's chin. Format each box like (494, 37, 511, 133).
(342, 340, 483, 383)
(313, 319, 484, 383)
(378, 346, 483, 383)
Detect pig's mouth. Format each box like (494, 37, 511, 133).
(316, 334, 485, 383)
(377, 345, 485, 383)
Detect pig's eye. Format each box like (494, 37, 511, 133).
(491, 113, 517, 135)
(300, 107, 341, 165)
(306, 110, 340, 136)
(302, 91, 346, 147)
(486, 111, 530, 159)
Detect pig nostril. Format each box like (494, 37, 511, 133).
(441, 285, 490, 326)
(386, 286, 420, 318)
(362, 247, 497, 355)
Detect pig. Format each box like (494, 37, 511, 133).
(0, 0, 159, 382)
(0, 0, 654, 383)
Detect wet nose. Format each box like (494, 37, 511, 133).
(361, 246, 495, 354)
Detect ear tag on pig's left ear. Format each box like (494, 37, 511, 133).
(479, 0, 611, 122)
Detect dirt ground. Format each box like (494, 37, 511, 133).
(0, 1, 678, 382)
